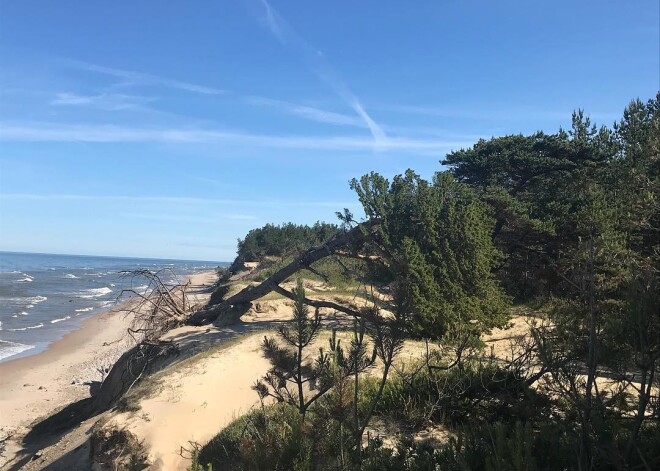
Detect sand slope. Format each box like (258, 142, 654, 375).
(106, 333, 270, 470)
(98, 302, 432, 470)
(0, 270, 217, 470)
(0, 308, 137, 468)
(2, 274, 548, 470)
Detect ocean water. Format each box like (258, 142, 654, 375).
(0, 251, 226, 363)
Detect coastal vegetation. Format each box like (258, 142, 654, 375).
(234, 222, 339, 265)
(9, 94, 656, 470)
(189, 94, 659, 470)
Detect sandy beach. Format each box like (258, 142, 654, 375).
(0, 270, 217, 468)
(0, 272, 548, 470)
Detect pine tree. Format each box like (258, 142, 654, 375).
(253, 279, 333, 420)
(350, 170, 509, 339)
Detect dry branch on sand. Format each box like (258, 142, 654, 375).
(118, 269, 202, 343)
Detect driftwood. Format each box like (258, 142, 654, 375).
(186, 219, 381, 325)
(118, 269, 198, 343)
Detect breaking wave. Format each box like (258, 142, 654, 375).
(8, 323, 44, 331)
(0, 340, 35, 361)
(79, 287, 113, 299)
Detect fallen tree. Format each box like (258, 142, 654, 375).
(118, 268, 199, 342)
(186, 218, 381, 325)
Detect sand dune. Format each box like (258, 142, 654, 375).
(2, 273, 547, 470)
(0, 270, 217, 469)
(106, 333, 270, 470)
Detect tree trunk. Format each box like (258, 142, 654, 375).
(626, 364, 655, 461)
(186, 219, 380, 325)
(583, 227, 598, 469)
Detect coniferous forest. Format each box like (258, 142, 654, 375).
(190, 94, 659, 470)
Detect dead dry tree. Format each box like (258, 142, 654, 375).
(118, 269, 200, 343)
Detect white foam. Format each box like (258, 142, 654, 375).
(51, 316, 71, 324)
(0, 341, 35, 361)
(75, 307, 94, 313)
(19, 311, 29, 316)
(64, 273, 79, 279)
(79, 287, 112, 299)
(16, 277, 33, 282)
(3, 295, 46, 304)
(9, 322, 44, 331)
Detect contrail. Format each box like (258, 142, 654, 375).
(254, 0, 388, 149)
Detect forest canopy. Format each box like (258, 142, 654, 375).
(235, 222, 339, 263)
(197, 94, 659, 470)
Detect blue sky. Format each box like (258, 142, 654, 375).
(0, 1, 658, 262)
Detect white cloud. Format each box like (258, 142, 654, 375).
(69, 60, 224, 95)
(260, 0, 287, 43)
(246, 96, 487, 140)
(0, 122, 468, 152)
(50, 92, 156, 111)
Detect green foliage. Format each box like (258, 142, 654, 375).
(442, 112, 619, 300)
(199, 94, 660, 471)
(361, 355, 551, 429)
(438, 95, 659, 469)
(350, 170, 509, 338)
(359, 438, 442, 471)
(236, 222, 339, 263)
(192, 403, 313, 471)
(436, 417, 660, 471)
(253, 280, 332, 419)
(442, 95, 660, 305)
(252, 255, 294, 281)
(314, 314, 404, 467)
(435, 421, 575, 471)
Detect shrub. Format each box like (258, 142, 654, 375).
(363, 357, 551, 429)
(435, 421, 576, 471)
(90, 426, 149, 470)
(360, 437, 440, 471)
(192, 403, 313, 471)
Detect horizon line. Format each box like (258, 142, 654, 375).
(0, 249, 230, 265)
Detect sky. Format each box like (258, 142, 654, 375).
(0, 1, 658, 262)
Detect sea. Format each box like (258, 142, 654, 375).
(0, 251, 227, 364)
